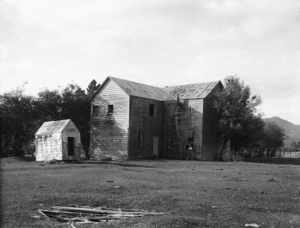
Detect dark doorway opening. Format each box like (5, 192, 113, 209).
(68, 137, 75, 156)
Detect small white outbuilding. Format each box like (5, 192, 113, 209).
(35, 119, 85, 162)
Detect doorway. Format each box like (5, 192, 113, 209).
(68, 137, 75, 156)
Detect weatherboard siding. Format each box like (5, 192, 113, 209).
(189, 99, 204, 159)
(89, 79, 130, 160)
(202, 85, 222, 160)
(163, 99, 204, 159)
(128, 97, 164, 158)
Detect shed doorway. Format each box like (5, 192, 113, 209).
(153, 137, 159, 157)
(68, 137, 75, 156)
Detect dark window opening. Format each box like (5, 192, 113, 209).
(177, 118, 181, 125)
(108, 105, 114, 115)
(68, 137, 75, 156)
(149, 104, 155, 116)
(92, 106, 99, 116)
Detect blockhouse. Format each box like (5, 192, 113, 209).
(89, 77, 223, 160)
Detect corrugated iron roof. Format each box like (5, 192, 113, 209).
(109, 77, 169, 101)
(161, 81, 220, 100)
(35, 119, 71, 135)
(93, 76, 221, 101)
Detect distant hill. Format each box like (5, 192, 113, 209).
(264, 117, 300, 147)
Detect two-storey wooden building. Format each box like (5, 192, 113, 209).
(89, 76, 223, 160)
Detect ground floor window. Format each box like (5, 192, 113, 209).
(171, 131, 177, 141)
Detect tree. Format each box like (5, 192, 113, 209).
(86, 79, 100, 98)
(261, 122, 285, 158)
(60, 84, 90, 154)
(213, 76, 263, 160)
(35, 89, 62, 121)
(230, 115, 264, 156)
(0, 88, 37, 156)
(290, 141, 300, 152)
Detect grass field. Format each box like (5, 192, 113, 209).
(1, 157, 299, 228)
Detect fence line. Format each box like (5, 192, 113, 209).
(279, 152, 300, 158)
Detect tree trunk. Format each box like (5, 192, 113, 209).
(216, 136, 229, 161)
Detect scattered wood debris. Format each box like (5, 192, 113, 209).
(245, 223, 260, 228)
(37, 206, 164, 224)
(113, 185, 122, 189)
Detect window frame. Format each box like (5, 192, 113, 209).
(171, 131, 177, 142)
(108, 104, 114, 115)
(92, 105, 99, 116)
(149, 104, 155, 116)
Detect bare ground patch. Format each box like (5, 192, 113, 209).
(1, 157, 299, 227)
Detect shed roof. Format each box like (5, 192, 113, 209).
(35, 119, 71, 135)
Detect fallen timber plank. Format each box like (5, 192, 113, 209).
(39, 210, 138, 218)
(39, 209, 106, 216)
(52, 206, 164, 215)
(38, 209, 145, 221)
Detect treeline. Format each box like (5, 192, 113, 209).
(0, 80, 100, 157)
(287, 141, 300, 152)
(213, 76, 285, 160)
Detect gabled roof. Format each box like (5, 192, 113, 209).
(162, 81, 221, 100)
(35, 119, 71, 135)
(91, 76, 221, 101)
(109, 77, 168, 101)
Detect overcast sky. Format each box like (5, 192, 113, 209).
(1, 0, 300, 124)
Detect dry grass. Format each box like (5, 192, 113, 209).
(1, 157, 299, 227)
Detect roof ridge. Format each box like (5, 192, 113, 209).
(162, 80, 219, 88)
(109, 76, 163, 90)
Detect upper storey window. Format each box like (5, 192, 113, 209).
(108, 105, 114, 115)
(92, 106, 99, 116)
(149, 104, 155, 116)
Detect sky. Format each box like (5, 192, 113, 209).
(0, 0, 300, 124)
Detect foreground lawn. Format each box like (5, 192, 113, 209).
(1, 157, 299, 228)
